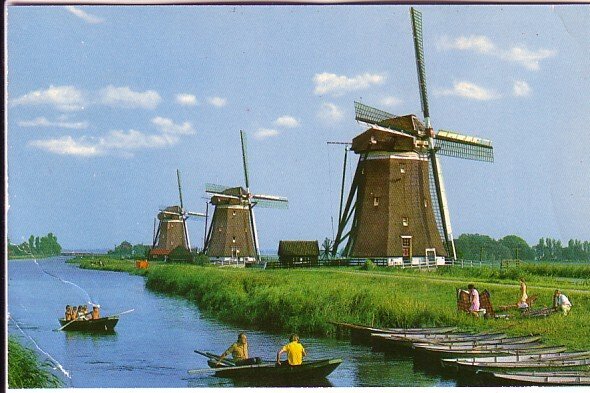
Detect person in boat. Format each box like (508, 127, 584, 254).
(468, 284, 480, 317)
(517, 277, 529, 310)
(71, 306, 78, 320)
(78, 305, 88, 320)
(553, 290, 572, 316)
(91, 305, 100, 320)
(65, 305, 72, 321)
(216, 332, 261, 366)
(276, 333, 307, 366)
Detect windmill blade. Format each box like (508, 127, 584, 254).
(435, 130, 494, 162)
(206, 192, 242, 201)
(251, 195, 289, 209)
(186, 211, 207, 218)
(240, 130, 250, 190)
(159, 210, 184, 217)
(177, 169, 184, 210)
(410, 7, 430, 124)
(205, 183, 234, 194)
(354, 101, 398, 126)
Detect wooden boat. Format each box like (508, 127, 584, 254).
(371, 332, 507, 350)
(331, 321, 457, 343)
(454, 356, 590, 372)
(58, 316, 119, 332)
(413, 336, 541, 352)
(413, 345, 567, 358)
(442, 351, 590, 368)
(488, 371, 590, 386)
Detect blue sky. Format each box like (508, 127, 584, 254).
(6, 5, 590, 251)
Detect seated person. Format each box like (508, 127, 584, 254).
(277, 334, 307, 366)
(91, 305, 100, 320)
(65, 305, 72, 321)
(216, 332, 261, 366)
(468, 284, 481, 317)
(553, 290, 572, 316)
(70, 306, 78, 320)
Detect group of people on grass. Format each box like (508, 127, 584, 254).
(216, 332, 306, 367)
(467, 278, 573, 317)
(64, 304, 101, 321)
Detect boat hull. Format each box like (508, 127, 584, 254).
(58, 316, 119, 332)
(213, 358, 343, 381)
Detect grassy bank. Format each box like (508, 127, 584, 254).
(8, 336, 62, 388)
(71, 257, 590, 349)
(144, 264, 590, 350)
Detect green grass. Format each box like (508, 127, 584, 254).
(144, 265, 590, 350)
(72, 257, 590, 350)
(8, 336, 62, 388)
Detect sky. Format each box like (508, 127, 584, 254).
(6, 4, 590, 252)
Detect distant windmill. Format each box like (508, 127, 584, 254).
(332, 8, 494, 263)
(150, 170, 205, 259)
(204, 130, 288, 262)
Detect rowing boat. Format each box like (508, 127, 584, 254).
(413, 345, 568, 358)
(487, 370, 590, 386)
(371, 332, 507, 351)
(332, 322, 457, 343)
(442, 351, 590, 368)
(454, 356, 590, 372)
(58, 316, 119, 332)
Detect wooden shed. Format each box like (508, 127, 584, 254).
(278, 241, 320, 268)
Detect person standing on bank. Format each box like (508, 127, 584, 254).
(216, 332, 261, 366)
(277, 334, 307, 366)
(517, 277, 529, 310)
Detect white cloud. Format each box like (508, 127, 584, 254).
(501, 47, 557, 71)
(28, 136, 101, 157)
(380, 96, 403, 108)
(513, 80, 531, 97)
(29, 129, 180, 158)
(12, 85, 86, 111)
(151, 117, 195, 135)
(435, 81, 500, 101)
(254, 128, 280, 139)
(274, 116, 300, 128)
(99, 86, 161, 109)
(317, 102, 344, 123)
(65, 6, 104, 24)
(313, 72, 385, 96)
(207, 97, 227, 107)
(437, 35, 556, 71)
(175, 93, 198, 106)
(18, 117, 89, 130)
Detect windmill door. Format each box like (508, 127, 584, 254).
(401, 236, 412, 263)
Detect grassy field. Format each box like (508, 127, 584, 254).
(8, 336, 62, 388)
(71, 256, 590, 350)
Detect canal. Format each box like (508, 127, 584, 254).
(8, 257, 458, 387)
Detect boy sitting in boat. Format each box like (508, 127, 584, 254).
(216, 332, 261, 366)
(277, 334, 307, 366)
(91, 305, 100, 319)
(65, 305, 72, 321)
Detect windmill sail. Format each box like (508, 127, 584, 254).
(435, 130, 494, 162)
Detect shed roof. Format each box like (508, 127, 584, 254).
(278, 240, 319, 257)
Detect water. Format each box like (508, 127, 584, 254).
(8, 257, 456, 387)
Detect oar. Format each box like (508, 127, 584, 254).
(109, 309, 135, 318)
(193, 350, 235, 366)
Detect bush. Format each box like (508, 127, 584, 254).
(8, 336, 62, 388)
(360, 259, 376, 271)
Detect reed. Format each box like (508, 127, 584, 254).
(8, 336, 62, 388)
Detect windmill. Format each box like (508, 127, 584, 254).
(204, 130, 288, 262)
(331, 7, 494, 263)
(150, 170, 205, 259)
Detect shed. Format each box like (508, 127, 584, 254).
(277, 240, 320, 268)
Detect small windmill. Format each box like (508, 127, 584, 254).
(204, 130, 288, 261)
(332, 8, 494, 262)
(150, 170, 205, 258)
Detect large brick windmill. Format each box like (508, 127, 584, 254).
(331, 8, 494, 263)
(149, 170, 205, 259)
(204, 131, 288, 262)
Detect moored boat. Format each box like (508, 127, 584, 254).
(332, 321, 457, 343)
(413, 345, 568, 358)
(371, 332, 507, 351)
(58, 316, 119, 332)
(454, 356, 590, 372)
(442, 350, 590, 369)
(487, 370, 590, 386)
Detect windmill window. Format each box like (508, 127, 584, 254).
(373, 197, 380, 207)
(402, 217, 409, 226)
(424, 199, 428, 208)
(232, 211, 236, 216)
(402, 237, 411, 247)
(400, 164, 406, 174)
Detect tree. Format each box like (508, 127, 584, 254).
(498, 235, 534, 260)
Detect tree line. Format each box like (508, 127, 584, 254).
(455, 234, 590, 262)
(8, 233, 62, 258)
(107, 241, 151, 258)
